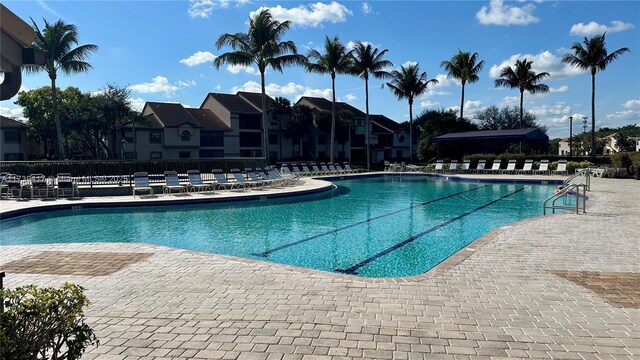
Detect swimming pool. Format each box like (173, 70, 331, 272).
(1, 176, 560, 277)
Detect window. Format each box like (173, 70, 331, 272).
(4, 153, 23, 161)
(240, 150, 262, 157)
(239, 114, 261, 129)
(199, 149, 224, 158)
(150, 151, 162, 159)
(149, 131, 162, 144)
(317, 134, 326, 145)
(180, 130, 191, 142)
(398, 134, 405, 143)
(200, 131, 224, 147)
(123, 130, 134, 143)
(239, 132, 262, 147)
(4, 130, 21, 143)
(179, 151, 191, 159)
(268, 134, 278, 145)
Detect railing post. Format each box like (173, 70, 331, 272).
(90, 162, 93, 188)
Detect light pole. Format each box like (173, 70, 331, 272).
(569, 116, 573, 158)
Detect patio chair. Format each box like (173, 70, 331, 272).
(501, 160, 517, 174)
(384, 161, 392, 171)
(320, 163, 335, 174)
(517, 159, 534, 174)
(3, 174, 24, 198)
(343, 162, 357, 174)
(487, 160, 502, 174)
(334, 163, 347, 174)
(328, 163, 342, 174)
(533, 160, 550, 175)
(245, 168, 269, 188)
(230, 168, 252, 189)
(280, 164, 293, 176)
(256, 167, 285, 187)
(290, 164, 303, 176)
(212, 169, 240, 190)
(552, 160, 569, 175)
(56, 173, 79, 198)
(268, 166, 299, 185)
(311, 162, 324, 175)
(300, 163, 313, 176)
(133, 172, 154, 197)
(474, 160, 486, 173)
(163, 171, 187, 195)
(29, 173, 51, 198)
(459, 160, 471, 173)
(187, 170, 215, 193)
(433, 160, 445, 173)
(447, 160, 459, 173)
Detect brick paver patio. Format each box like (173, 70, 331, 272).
(1, 176, 638, 359)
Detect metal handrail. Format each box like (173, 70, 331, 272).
(543, 183, 587, 215)
(564, 168, 590, 191)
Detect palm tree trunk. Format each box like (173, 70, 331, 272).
(591, 71, 596, 158)
(519, 89, 524, 153)
(409, 98, 413, 163)
(261, 71, 269, 165)
(51, 78, 66, 159)
(365, 77, 370, 171)
(460, 83, 465, 120)
(330, 74, 336, 163)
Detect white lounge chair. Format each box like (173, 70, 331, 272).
(434, 160, 444, 173)
(311, 163, 324, 175)
(56, 173, 79, 198)
(4, 174, 24, 198)
(163, 171, 187, 195)
(474, 160, 486, 173)
(501, 160, 517, 174)
(552, 160, 569, 175)
(447, 160, 459, 173)
(212, 169, 240, 190)
(257, 167, 285, 187)
(230, 168, 252, 189)
(133, 172, 154, 197)
(245, 168, 269, 188)
(487, 160, 502, 174)
(533, 160, 550, 175)
(29, 174, 51, 198)
(300, 164, 313, 176)
(320, 163, 334, 174)
(187, 170, 215, 193)
(459, 160, 471, 173)
(343, 162, 358, 173)
(517, 159, 534, 174)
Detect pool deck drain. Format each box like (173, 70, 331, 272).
(1, 175, 639, 359)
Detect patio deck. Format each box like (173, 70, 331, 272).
(1, 175, 638, 359)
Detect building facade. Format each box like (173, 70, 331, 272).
(0, 115, 40, 160)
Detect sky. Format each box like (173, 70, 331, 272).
(2, 0, 639, 139)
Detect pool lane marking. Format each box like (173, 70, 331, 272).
(252, 185, 488, 258)
(335, 186, 527, 275)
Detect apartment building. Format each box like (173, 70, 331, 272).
(0, 115, 40, 160)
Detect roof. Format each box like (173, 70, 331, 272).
(205, 93, 262, 114)
(0, 115, 28, 128)
(145, 102, 201, 127)
(185, 108, 231, 131)
(297, 96, 367, 118)
(236, 92, 274, 111)
(370, 114, 401, 133)
(434, 128, 549, 143)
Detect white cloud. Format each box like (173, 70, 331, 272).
(420, 100, 440, 108)
(432, 74, 460, 89)
(624, 99, 640, 109)
(188, 0, 230, 18)
(251, 2, 352, 28)
(549, 85, 569, 93)
(528, 102, 572, 117)
(476, 0, 539, 26)
(446, 100, 485, 118)
(344, 93, 357, 103)
(490, 50, 584, 79)
(129, 97, 147, 112)
(361, 2, 372, 14)
(346, 40, 373, 50)
(570, 20, 634, 36)
(502, 96, 520, 107)
(607, 110, 639, 121)
(176, 80, 197, 87)
(227, 64, 259, 75)
(402, 61, 417, 68)
(130, 76, 182, 95)
(180, 51, 217, 66)
(0, 105, 26, 120)
(231, 81, 334, 102)
(421, 89, 451, 98)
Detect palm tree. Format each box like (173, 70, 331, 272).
(215, 9, 306, 164)
(350, 41, 393, 170)
(494, 59, 549, 129)
(440, 50, 485, 120)
(386, 63, 438, 162)
(562, 33, 630, 157)
(268, 97, 291, 160)
(27, 19, 98, 159)
(305, 35, 353, 163)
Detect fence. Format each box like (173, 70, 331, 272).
(0, 158, 266, 187)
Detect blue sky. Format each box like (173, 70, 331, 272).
(2, 0, 639, 139)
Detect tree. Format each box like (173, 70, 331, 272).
(386, 63, 438, 162)
(414, 109, 478, 161)
(475, 105, 546, 132)
(284, 104, 313, 157)
(349, 41, 393, 170)
(15, 87, 56, 158)
(440, 50, 484, 120)
(305, 35, 353, 163)
(562, 33, 630, 157)
(494, 59, 549, 131)
(267, 97, 292, 126)
(26, 19, 98, 159)
(215, 9, 306, 165)
(92, 84, 139, 158)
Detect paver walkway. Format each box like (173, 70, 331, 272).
(1, 176, 638, 359)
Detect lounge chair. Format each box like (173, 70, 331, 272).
(311, 162, 324, 175)
(487, 160, 502, 174)
(552, 160, 569, 175)
(517, 159, 534, 174)
(300, 163, 313, 176)
(268, 166, 299, 185)
(29, 173, 51, 198)
(163, 171, 187, 195)
(328, 163, 342, 174)
(343, 162, 357, 173)
(3, 174, 24, 198)
(280, 164, 293, 175)
(212, 169, 240, 190)
(447, 160, 459, 173)
(320, 163, 334, 174)
(433, 160, 444, 173)
(187, 170, 215, 193)
(459, 160, 471, 173)
(474, 160, 486, 173)
(256, 167, 285, 187)
(334, 163, 348, 174)
(245, 168, 269, 188)
(290, 164, 303, 176)
(501, 160, 517, 174)
(56, 173, 79, 198)
(230, 168, 254, 189)
(133, 172, 154, 197)
(533, 160, 550, 175)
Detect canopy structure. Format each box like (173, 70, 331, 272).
(433, 128, 549, 155)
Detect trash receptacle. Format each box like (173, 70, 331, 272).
(634, 164, 640, 180)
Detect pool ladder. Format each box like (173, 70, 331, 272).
(543, 169, 590, 215)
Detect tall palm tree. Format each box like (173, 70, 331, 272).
(562, 33, 630, 157)
(386, 63, 438, 163)
(494, 59, 549, 129)
(350, 41, 393, 170)
(26, 19, 98, 159)
(440, 50, 485, 120)
(305, 35, 353, 163)
(215, 9, 306, 164)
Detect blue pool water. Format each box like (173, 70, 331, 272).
(1, 176, 559, 277)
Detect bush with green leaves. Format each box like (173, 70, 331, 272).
(0, 282, 98, 360)
(611, 152, 640, 174)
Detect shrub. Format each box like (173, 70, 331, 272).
(611, 152, 640, 174)
(0, 282, 98, 360)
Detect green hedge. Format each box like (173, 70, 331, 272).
(611, 152, 640, 174)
